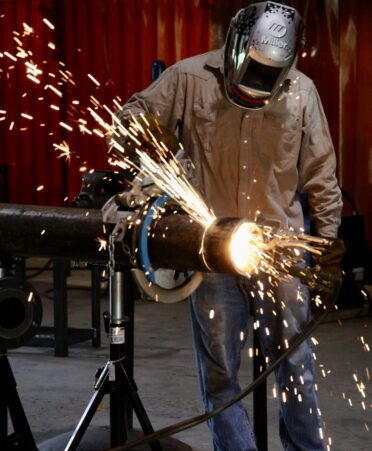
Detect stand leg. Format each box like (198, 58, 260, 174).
(117, 362, 162, 451)
(65, 359, 163, 451)
(110, 357, 128, 447)
(0, 354, 37, 450)
(0, 389, 7, 446)
(65, 363, 110, 451)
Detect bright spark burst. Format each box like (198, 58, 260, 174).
(96, 238, 107, 251)
(22, 22, 34, 36)
(53, 141, 72, 162)
(25, 60, 43, 83)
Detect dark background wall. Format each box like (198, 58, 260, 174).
(0, 0, 371, 246)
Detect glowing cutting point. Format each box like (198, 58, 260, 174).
(230, 222, 265, 275)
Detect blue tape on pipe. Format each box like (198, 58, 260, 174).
(137, 195, 170, 284)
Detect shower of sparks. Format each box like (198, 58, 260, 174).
(105, 111, 216, 227)
(101, 111, 332, 283)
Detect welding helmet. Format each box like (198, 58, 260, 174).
(224, 1, 304, 109)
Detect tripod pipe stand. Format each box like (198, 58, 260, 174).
(64, 269, 162, 451)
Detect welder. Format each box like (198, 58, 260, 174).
(115, 2, 344, 450)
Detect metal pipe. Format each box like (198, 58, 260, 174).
(0, 203, 244, 274)
(148, 214, 244, 273)
(0, 203, 126, 264)
(0, 203, 331, 292)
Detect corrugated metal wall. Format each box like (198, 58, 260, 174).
(0, 0, 371, 244)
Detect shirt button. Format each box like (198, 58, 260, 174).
(242, 165, 247, 170)
(243, 139, 248, 144)
(245, 114, 250, 119)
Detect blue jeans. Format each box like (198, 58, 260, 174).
(190, 273, 325, 451)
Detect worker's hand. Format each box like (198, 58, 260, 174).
(312, 238, 346, 282)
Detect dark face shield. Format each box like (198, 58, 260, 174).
(239, 59, 285, 97)
(224, 1, 304, 109)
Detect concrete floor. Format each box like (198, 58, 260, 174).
(4, 262, 372, 451)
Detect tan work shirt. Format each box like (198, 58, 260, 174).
(119, 48, 342, 238)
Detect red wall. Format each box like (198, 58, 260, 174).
(0, 0, 212, 205)
(0, 0, 371, 244)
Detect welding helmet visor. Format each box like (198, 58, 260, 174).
(224, 1, 304, 109)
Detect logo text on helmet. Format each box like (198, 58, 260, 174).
(267, 21, 287, 38)
(260, 36, 289, 50)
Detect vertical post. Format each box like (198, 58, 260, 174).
(253, 329, 268, 451)
(90, 265, 101, 348)
(109, 269, 129, 447)
(53, 258, 69, 357)
(122, 268, 135, 429)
